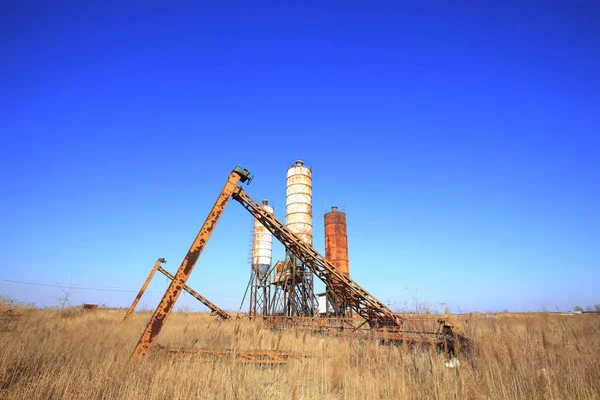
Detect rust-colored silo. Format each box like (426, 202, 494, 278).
(324, 206, 349, 278)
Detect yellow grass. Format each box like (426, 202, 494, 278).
(0, 305, 599, 399)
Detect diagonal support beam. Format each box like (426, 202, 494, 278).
(157, 265, 231, 320)
(122, 258, 166, 322)
(131, 167, 251, 360)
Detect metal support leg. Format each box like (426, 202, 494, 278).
(131, 167, 250, 360)
(122, 258, 166, 322)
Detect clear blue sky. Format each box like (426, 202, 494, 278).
(1, 2, 598, 313)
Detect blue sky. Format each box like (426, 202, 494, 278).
(1, 2, 598, 313)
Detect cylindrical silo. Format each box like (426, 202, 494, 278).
(286, 160, 312, 246)
(252, 200, 274, 279)
(324, 206, 349, 277)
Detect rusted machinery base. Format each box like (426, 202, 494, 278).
(261, 315, 471, 355)
(151, 346, 325, 364)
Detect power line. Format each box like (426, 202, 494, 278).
(0, 278, 152, 293)
(0, 276, 135, 290)
(0, 277, 242, 299)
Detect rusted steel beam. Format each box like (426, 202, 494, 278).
(261, 315, 470, 352)
(152, 347, 324, 364)
(131, 167, 252, 360)
(157, 265, 231, 320)
(122, 258, 166, 322)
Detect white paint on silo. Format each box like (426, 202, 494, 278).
(317, 293, 327, 314)
(286, 160, 312, 246)
(252, 200, 274, 279)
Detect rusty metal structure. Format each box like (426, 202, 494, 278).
(233, 187, 400, 327)
(157, 265, 230, 320)
(231, 186, 470, 353)
(269, 161, 317, 317)
(151, 347, 324, 364)
(123, 258, 231, 321)
(261, 315, 465, 351)
(130, 166, 470, 360)
(324, 206, 350, 315)
(131, 167, 252, 359)
(123, 258, 166, 322)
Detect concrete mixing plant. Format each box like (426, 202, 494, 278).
(244, 161, 351, 318)
(128, 164, 472, 361)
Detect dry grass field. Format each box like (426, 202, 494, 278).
(1, 302, 599, 399)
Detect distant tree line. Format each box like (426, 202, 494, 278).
(572, 305, 600, 312)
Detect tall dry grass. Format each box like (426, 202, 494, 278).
(0, 306, 598, 399)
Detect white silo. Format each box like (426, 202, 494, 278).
(252, 200, 274, 279)
(286, 160, 312, 246)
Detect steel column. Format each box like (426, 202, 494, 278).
(157, 265, 231, 320)
(122, 258, 166, 322)
(131, 167, 251, 360)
